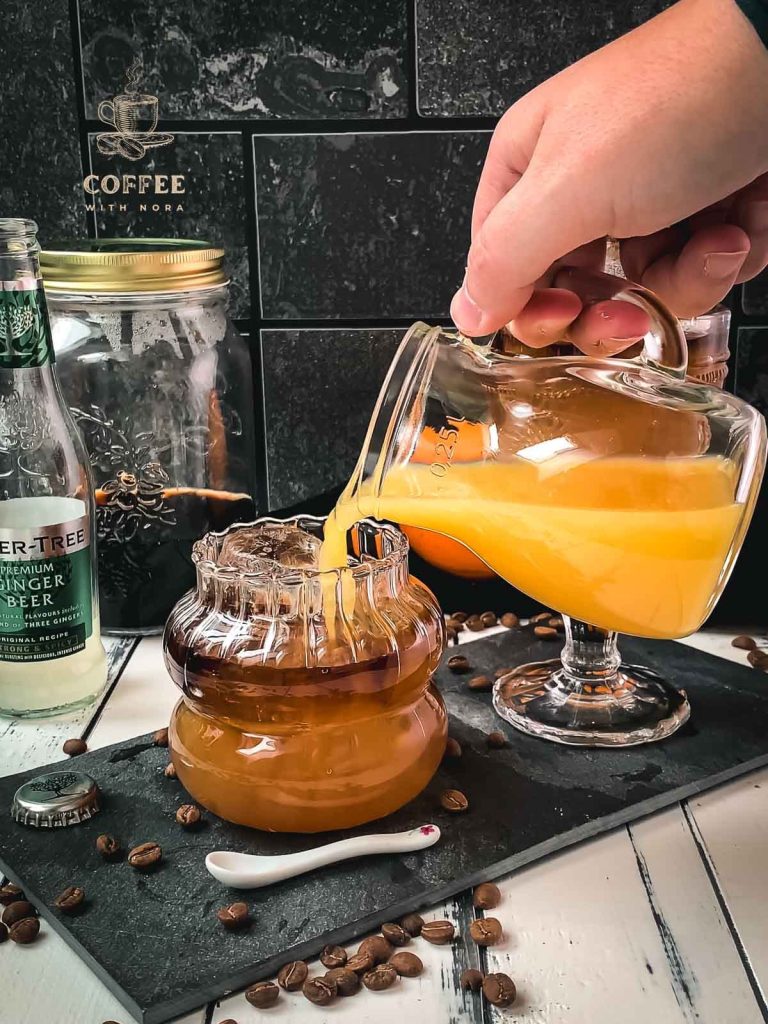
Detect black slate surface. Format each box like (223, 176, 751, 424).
(1, 631, 767, 1024)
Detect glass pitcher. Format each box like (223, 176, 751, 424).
(330, 280, 766, 746)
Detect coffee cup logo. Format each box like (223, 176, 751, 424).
(96, 58, 174, 162)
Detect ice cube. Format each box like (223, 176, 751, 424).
(218, 523, 322, 572)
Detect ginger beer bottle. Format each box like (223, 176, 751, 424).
(0, 219, 106, 716)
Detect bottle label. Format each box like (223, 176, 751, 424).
(0, 280, 54, 369)
(0, 515, 93, 662)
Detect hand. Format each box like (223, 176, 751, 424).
(451, 0, 768, 354)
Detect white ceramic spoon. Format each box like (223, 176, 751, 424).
(205, 823, 441, 889)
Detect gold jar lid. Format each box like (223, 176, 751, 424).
(40, 239, 227, 293)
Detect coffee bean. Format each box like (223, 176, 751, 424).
(447, 655, 471, 673)
(447, 617, 465, 633)
(2, 901, 36, 926)
(482, 972, 516, 1007)
(153, 727, 169, 747)
(486, 730, 507, 749)
(480, 611, 497, 628)
(245, 981, 279, 1008)
(732, 635, 757, 650)
(460, 968, 484, 992)
(163, 762, 177, 779)
(444, 736, 462, 758)
(465, 615, 485, 632)
(381, 922, 409, 946)
(277, 960, 308, 990)
(468, 675, 492, 692)
(473, 882, 501, 910)
(9, 917, 39, 944)
(303, 976, 336, 1005)
(440, 789, 469, 813)
(420, 919, 455, 944)
(219, 1020, 238, 1024)
(320, 944, 347, 968)
(96, 834, 121, 860)
(358, 935, 393, 963)
(500, 612, 519, 628)
(0, 883, 24, 906)
(175, 803, 202, 828)
(63, 738, 87, 756)
(399, 911, 424, 937)
(530, 611, 553, 623)
(451, 611, 469, 623)
(54, 886, 85, 914)
(534, 625, 558, 639)
(446, 626, 458, 644)
(548, 616, 565, 630)
(128, 841, 162, 870)
(363, 963, 398, 991)
(346, 950, 375, 974)
(324, 967, 360, 996)
(0, 923, 7, 944)
(217, 902, 249, 930)
(748, 649, 768, 670)
(469, 917, 503, 946)
(388, 951, 423, 977)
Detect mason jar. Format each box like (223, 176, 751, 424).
(40, 240, 256, 635)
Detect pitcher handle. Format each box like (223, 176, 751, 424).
(613, 282, 688, 378)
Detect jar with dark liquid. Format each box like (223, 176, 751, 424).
(163, 516, 447, 832)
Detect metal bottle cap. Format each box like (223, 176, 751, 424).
(11, 771, 101, 828)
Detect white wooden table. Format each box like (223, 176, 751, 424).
(1, 627, 767, 1024)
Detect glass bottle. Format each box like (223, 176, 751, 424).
(0, 219, 106, 717)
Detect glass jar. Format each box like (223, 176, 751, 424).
(40, 240, 256, 635)
(163, 515, 447, 833)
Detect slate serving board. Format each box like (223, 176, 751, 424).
(1, 630, 767, 1024)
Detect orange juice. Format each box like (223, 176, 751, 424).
(323, 456, 741, 639)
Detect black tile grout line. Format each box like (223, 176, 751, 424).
(250, 317, 456, 331)
(681, 800, 768, 1022)
(407, 0, 419, 120)
(81, 117, 498, 135)
(67, 0, 96, 240)
(79, 638, 141, 743)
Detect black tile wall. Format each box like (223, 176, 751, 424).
(734, 328, 768, 416)
(79, 0, 408, 120)
(416, 0, 673, 116)
(743, 273, 768, 317)
(254, 133, 490, 319)
(262, 329, 402, 509)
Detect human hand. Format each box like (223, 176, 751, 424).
(451, 0, 768, 354)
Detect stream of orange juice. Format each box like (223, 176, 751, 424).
(322, 456, 741, 639)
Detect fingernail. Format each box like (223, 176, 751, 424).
(450, 281, 486, 334)
(704, 251, 748, 279)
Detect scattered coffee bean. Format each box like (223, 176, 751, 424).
(447, 655, 471, 673)
(324, 967, 360, 996)
(219, 1020, 238, 1024)
(2, 901, 36, 927)
(346, 951, 375, 974)
(128, 841, 162, 870)
(473, 882, 501, 910)
(63, 738, 87, 756)
(388, 951, 423, 977)
(440, 789, 469, 813)
(500, 612, 519, 628)
(530, 611, 553, 623)
(447, 617, 465, 633)
(0, 883, 24, 906)
(482, 972, 517, 1007)
(420, 919, 455, 945)
(732, 635, 758, 650)
(358, 935, 394, 964)
(444, 736, 462, 758)
(548, 616, 565, 630)
(303, 976, 336, 1005)
(480, 611, 497, 628)
(245, 981, 279, 1008)
(9, 917, 39, 944)
(153, 727, 169, 747)
(465, 615, 485, 632)
(381, 922, 409, 947)
(175, 803, 202, 829)
(163, 762, 177, 779)
(451, 611, 469, 623)
(460, 968, 484, 992)
(486, 730, 507, 749)
(0, 923, 7, 944)
(95, 833, 121, 860)
(277, 960, 308, 990)
(54, 886, 85, 914)
(469, 917, 503, 946)
(217, 902, 249, 930)
(468, 675, 492, 692)
(748, 649, 768, 670)
(363, 963, 398, 991)
(320, 944, 347, 969)
(534, 625, 558, 640)
(446, 626, 458, 644)
(399, 911, 424, 937)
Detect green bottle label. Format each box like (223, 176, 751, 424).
(0, 281, 54, 369)
(0, 515, 93, 662)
